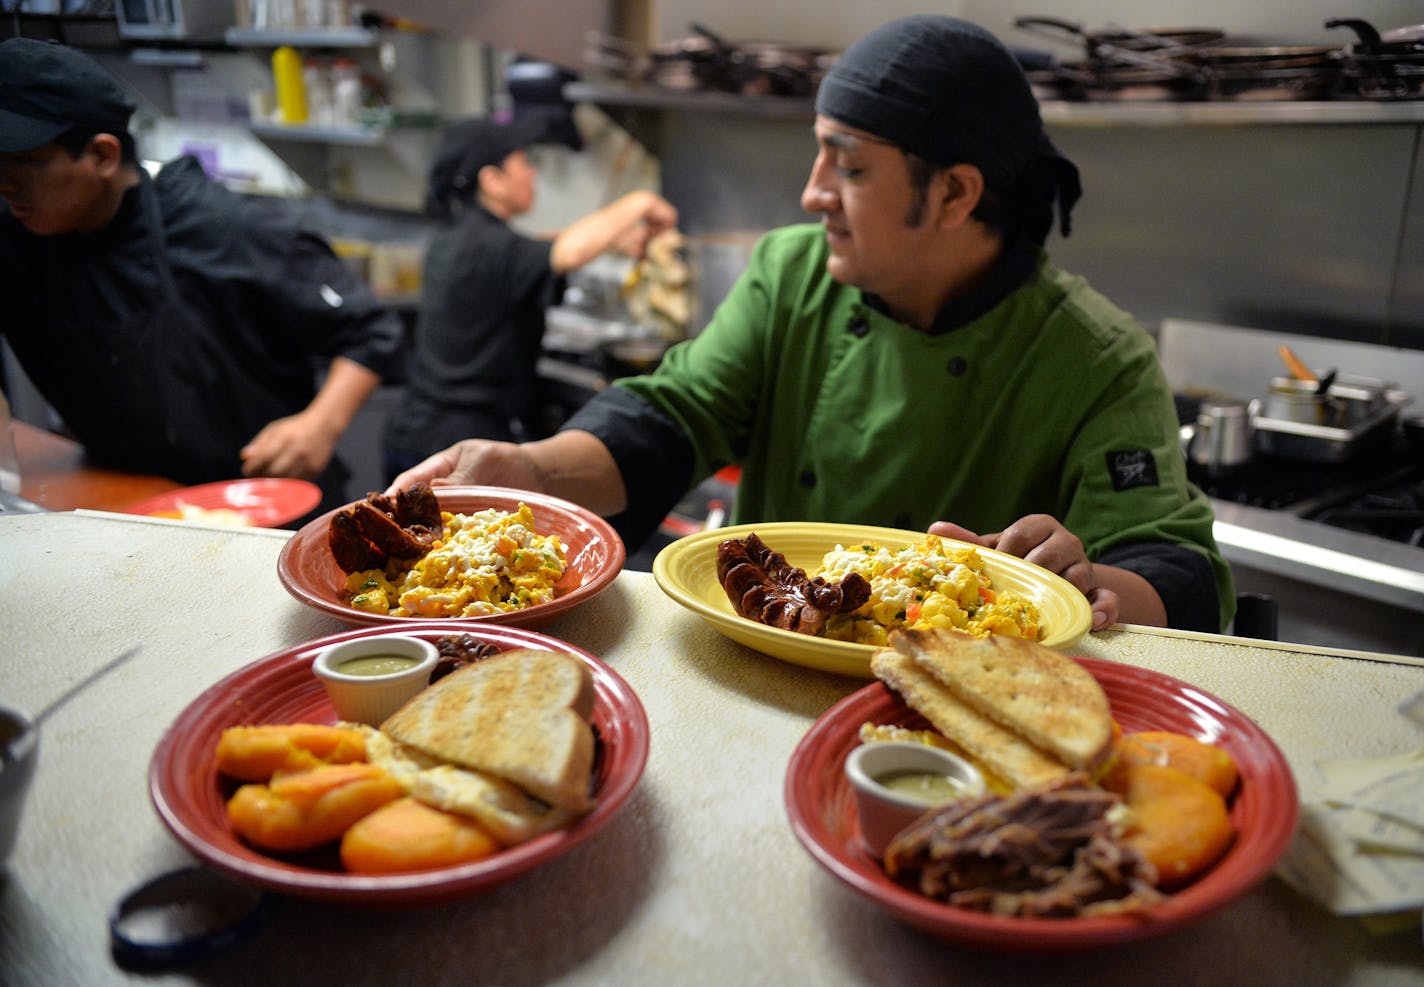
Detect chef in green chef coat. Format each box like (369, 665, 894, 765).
(392, 14, 1234, 634)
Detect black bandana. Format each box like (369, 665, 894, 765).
(815, 15, 1081, 242)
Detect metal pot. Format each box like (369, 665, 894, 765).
(1253, 375, 1407, 462)
(1180, 398, 1254, 472)
(1261, 375, 1386, 426)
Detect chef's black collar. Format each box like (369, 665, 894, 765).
(110, 177, 143, 229)
(861, 236, 1040, 335)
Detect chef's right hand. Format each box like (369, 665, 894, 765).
(388, 440, 547, 495)
(928, 516, 1124, 630)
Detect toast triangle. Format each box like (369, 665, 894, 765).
(870, 647, 1071, 789)
(381, 648, 595, 812)
(891, 627, 1112, 770)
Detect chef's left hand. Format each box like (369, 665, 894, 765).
(239, 412, 337, 480)
(928, 515, 1121, 631)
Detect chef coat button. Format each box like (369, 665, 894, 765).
(799, 470, 817, 489)
(947, 356, 967, 376)
(847, 317, 870, 338)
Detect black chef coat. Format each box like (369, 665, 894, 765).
(384, 204, 564, 467)
(0, 156, 401, 491)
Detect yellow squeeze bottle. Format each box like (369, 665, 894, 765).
(272, 46, 308, 125)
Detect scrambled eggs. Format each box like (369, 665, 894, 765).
(813, 534, 1041, 646)
(343, 503, 566, 618)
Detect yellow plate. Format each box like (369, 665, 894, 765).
(652, 521, 1093, 679)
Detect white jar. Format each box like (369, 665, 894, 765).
(332, 57, 362, 127)
(303, 59, 333, 126)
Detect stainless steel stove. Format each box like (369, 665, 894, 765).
(1183, 426, 1424, 607)
(1160, 320, 1424, 657)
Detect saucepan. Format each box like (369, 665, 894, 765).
(1254, 373, 1407, 463)
(1325, 17, 1424, 98)
(1271, 345, 1345, 425)
(1179, 398, 1255, 472)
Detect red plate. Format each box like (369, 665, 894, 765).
(122, 478, 322, 528)
(149, 622, 649, 908)
(277, 486, 625, 629)
(785, 658, 1299, 953)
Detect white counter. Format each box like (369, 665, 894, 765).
(2, 511, 1422, 986)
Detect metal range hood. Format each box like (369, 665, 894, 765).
(385, 0, 621, 71)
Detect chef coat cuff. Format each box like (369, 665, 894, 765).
(558, 386, 693, 552)
(1097, 541, 1221, 633)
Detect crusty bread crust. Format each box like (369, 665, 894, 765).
(381, 648, 595, 812)
(869, 647, 1071, 789)
(891, 627, 1112, 770)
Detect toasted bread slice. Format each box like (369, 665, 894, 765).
(870, 647, 1071, 789)
(381, 648, 596, 812)
(891, 627, 1112, 770)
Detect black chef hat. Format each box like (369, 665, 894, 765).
(816, 15, 1081, 242)
(0, 38, 136, 154)
(424, 116, 546, 218)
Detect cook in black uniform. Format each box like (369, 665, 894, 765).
(383, 116, 677, 480)
(0, 39, 402, 512)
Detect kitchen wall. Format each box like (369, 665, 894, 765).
(616, 1, 1424, 351)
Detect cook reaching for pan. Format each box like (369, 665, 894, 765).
(392, 14, 1232, 634)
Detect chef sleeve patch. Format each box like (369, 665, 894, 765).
(1106, 449, 1159, 491)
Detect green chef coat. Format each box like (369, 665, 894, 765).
(572, 224, 1233, 629)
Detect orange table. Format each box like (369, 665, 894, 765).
(12, 420, 182, 512)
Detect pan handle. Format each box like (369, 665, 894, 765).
(1324, 17, 1383, 51)
(1014, 16, 1088, 44)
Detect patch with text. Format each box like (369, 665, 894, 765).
(1105, 449, 1159, 491)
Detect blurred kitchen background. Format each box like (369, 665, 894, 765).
(3, 0, 1424, 653)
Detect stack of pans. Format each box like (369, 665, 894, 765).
(1326, 18, 1424, 99)
(585, 23, 834, 98)
(1014, 16, 1355, 102)
(1184, 43, 1342, 101)
(1014, 17, 1224, 102)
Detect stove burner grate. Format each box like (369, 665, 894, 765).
(1310, 482, 1424, 547)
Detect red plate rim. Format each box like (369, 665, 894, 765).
(783, 657, 1300, 952)
(149, 621, 649, 908)
(275, 485, 626, 629)
(121, 478, 323, 527)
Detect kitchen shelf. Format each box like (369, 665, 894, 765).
(247, 121, 391, 146)
(1039, 98, 1424, 127)
(564, 81, 813, 120)
(565, 80, 1424, 127)
(224, 27, 381, 48)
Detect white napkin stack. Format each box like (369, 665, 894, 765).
(1276, 688, 1424, 936)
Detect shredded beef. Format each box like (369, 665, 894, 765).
(883, 773, 1162, 918)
